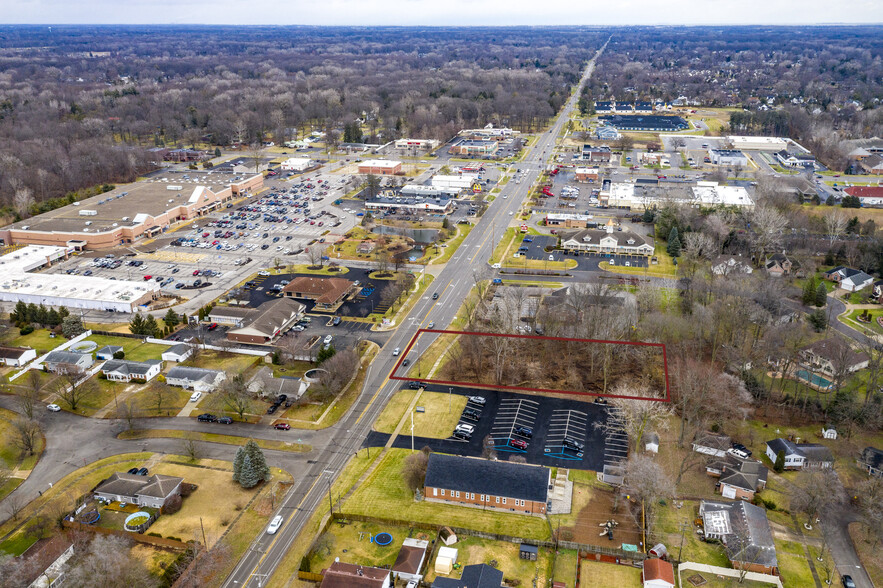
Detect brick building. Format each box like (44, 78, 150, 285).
(358, 160, 402, 175)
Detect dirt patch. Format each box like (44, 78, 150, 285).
(564, 487, 643, 548)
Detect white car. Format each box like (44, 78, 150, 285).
(266, 515, 284, 535)
(455, 423, 475, 435)
(548, 255, 554, 261)
(46, 403, 61, 412)
(392, 347, 401, 356)
(189, 391, 202, 403)
(502, 194, 508, 199)
(258, 270, 271, 276)
(508, 211, 513, 215)
(323, 335, 333, 345)
(492, 263, 501, 269)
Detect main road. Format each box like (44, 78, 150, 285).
(222, 42, 608, 587)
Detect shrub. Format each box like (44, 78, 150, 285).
(113, 350, 125, 359)
(180, 483, 197, 497)
(163, 494, 183, 514)
(19, 325, 34, 335)
(148, 532, 163, 537)
(774, 450, 785, 473)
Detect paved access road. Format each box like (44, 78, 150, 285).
(221, 42, 609, 587)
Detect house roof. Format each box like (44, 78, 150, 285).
(718, 456, 768, 492)
(432, 563, 504, 588)
(693, 432, 732, 451)
(825, 266, 869, 281)
(228, 297, 304, 338)
(424, 453, 549, 503)
(766, 438, 834, 463)
(0, 345, 33, 359)
(701, 500, 778, 569)
(802, 338, 869, 368)
(44, 350, 91, 365)
(643, 558, 675, 584)
(862, 447, 883, 470)
(282, 276, 354, 305)
(845, 185, 883, 199)
(102, 359, 162, 377)
(320, 562, 389, 588)
(392, 539, 428, 575)
(248, 366, 303, 397)
(209, 306, 257, 319)
(167, 365, 224, 383)
(164, 343, 191, 356)
(97, 345, 123, 356)
(93, 472, 183, 500)
(561, 227, 652, 249)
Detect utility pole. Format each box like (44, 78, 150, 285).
(677, 521, 689, 562)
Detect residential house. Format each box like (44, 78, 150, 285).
(800, 338, 870, 377)
(101, 359, 163, 383)
(692, 432, 732, 458)
(844, 185, 883, 207)
(642, 558, 675, 588)
(847, 147, 873, 161)
(0, 345, 37, 367)
(712, 255, 753, 276)
(226, 298, 305, 344)
(43, 350, 93, 374)
(320, 561, 391, 588)
(823, 266, 874, 292)
(432, 563, 504, 588)
(594, 101, 614, 113)
(706, 454, 768, 500)
(765, 438, 834, 470)
(699, 500, 778, 575)
(161, 344, 193, 363)
(282, 276, 355, 313)
(208, 306, 257, 328)
(93, 472, 183, 509)
(634, 101, 654, 114)
(858, 155, 883, 175)
(560, 220, 654, 257)
(424, 453, 550, 516)
(391, 538, 429, 584)
(247, 366, 307, 400)
(614, 101, 634, 113)
(95, 345, 123, 360)
(874, 280, 883, 300)
(858, 447, 883, 477)
(166, 366, 226, 392)
(765, 253, 800, 277)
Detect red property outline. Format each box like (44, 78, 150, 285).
(389, 329, 671, 403)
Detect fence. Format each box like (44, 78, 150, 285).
(8, 329, 93, 381)
(677, 562, 783, 588)
(62, 519, 190, 550)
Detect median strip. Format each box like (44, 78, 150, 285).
(118, 429, 311, 453)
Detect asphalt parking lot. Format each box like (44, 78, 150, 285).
(364, 386, 609, 471)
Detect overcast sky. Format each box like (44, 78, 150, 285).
(4, 0, 883, 26)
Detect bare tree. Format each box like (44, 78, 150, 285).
(402, 447, 431, 493)
(64, 534, 159, 588)
(12, 418, 42, 457)
(306, 245, 324, 268)
(595, 381, 673, 453)
(621, 454, 675, 539)
(824, 209, 848, 247)
(4, 494, 24, 521)
(183, 438, 201, 462)
(54, 368, 95, 412)
(853, 475, 883, 548)
(116, 400, 138, 430)
(217, 373, 253, 420)
(314, 349, 360, 401)
(791, 468, 845, 526)
(751, 205, 788, 266)
(17, 371, 43, 420)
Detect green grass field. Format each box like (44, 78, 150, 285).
(372, 390, 467, 437)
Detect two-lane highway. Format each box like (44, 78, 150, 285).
(223, 42, 608, 587)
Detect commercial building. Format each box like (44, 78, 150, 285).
(699, 500, 778, 575)
(691, 182, 754, 209)
(358, 160, 402, 175)
(598, 115, 689, 132)
(279, 157, 314, 172)
(0, 245, 160, 313)
(459, 126, 517, 140)
(208, 306, 256, 328)
(424, 453, 550, 516)
(394, 138, 439, 151)
(226, 298, 305, 345)
(430, 174, 480, 191)
(282, 276, 355, 313)
(602, 181, 754, 211)
(400, 185, 462, 199)
(574, 168, 600, 182)
(727, 136, 788, 151)
(560, 219, 654, 256)
(709, 149, 749, 167)
(448, 139, 499, 158)
(0, 172, 263, 250)
(545, 213, 594, 229)
(845, 186, 883, 207)
(775, 150, 816, 169)
(365, 194, 455, 215)
(580, 145, 615, 163)
(595, 126, 620, 140)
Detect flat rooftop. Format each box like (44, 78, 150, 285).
(5, 170, 254, 234)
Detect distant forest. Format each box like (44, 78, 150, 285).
(1, 25, 882, 215)
(0, 26, 603, 217)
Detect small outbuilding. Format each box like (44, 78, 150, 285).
(642, 558, 675, 588)
(644, 432, 660, 454)
(821, 426, 838, 440)
(96, 345, 123, 360)
(519, 544, 538, 561)
(435, 546, 458, 575)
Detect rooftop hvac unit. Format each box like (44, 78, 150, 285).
(84, 221, 92, 226)
(79, 210, 98, 216)
(122, 217, 129, 221)
(167, 185, 183, 191)
(21, 226, 29, 230)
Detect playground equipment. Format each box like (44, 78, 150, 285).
(371, 532, 393, 546)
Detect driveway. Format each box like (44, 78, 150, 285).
(821, 503, 875, 588)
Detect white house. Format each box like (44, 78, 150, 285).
(93, 472, 183, 509)
(824, 266, 874, 292)
(800, 338, 870, 377)
(765, 438, 834, 470)
(101, 359, 163, 383)
(161, 344, 193, 363)
(43, 350, 93, 374)
(0, 345, 37, 367)
(166, 366, 226, 392)
(692, 432, 732, 458)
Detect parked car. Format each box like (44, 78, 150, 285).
(127, 467, 140, 474)
(47, 403, 61, 412)
(408, 381, 424, 390)
(467, 396, 486, 406)
(563, 437, 584, 451)
(323, 335, 333, 345)
(189, 391, 202, 403)
(841, 576, 855, 588)
(515, 426, 533, 438)
(452, 430, 472, 441)
(218, 416, 233, 424)
(455, 423, 475, 435)
(510, 438, 528, 450)
(137, 467, 149, 476)
(274, 422, 291, 430)
(197, 413, 217, 422)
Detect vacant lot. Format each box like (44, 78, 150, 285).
(183, 349, 260, 374)
(373, 390, 467, 437)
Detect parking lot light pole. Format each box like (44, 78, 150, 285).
(449, 387, 452, 413)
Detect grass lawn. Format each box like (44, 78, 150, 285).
(131, 544, 180, 580)
(552, 548, 578, 587)
(503, 256, 576, 272)
(1, 328, 65, 354)
(0, 407, 45, 471)
(430, 223, 474, 265)
(373, 390, 467, 437)
(775, 544, 815, 587)
(83, 334, 167, 362)
(849, 522, 883, 587)
(72, 377, 125, 417)
(306, 520, 414, 572)
(842, 309, 883, 335)
(118, 429, 311, 453)
(406, 332, 460, 380)
(678, 573, 780, 588)
(424, 535, 551, 586)
(579, 559, 642, 587)
(128, 382, 192, 417)
(0, 478, 23, 503)
(148, 460, 288, 547)
(182, 349, 260, 374)
(342, 449, 550, 540)
(489, 227, 520, 264)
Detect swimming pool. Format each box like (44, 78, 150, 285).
(796, 369, 832, 389)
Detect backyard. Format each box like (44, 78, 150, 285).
(422, 535, 552, 586)
(579, 559, 642, 587)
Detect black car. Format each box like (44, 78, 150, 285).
(452, 430, 472, 441)
(127, 467, 140, 474)
(197, 413, 217, 422)
(463, 408, 481, 421)
(261, 244, 270, 250)
(842, 576, 855, 588)
(267, 404, 278, 414)
(432, 292, 439, 300)
(563, 437, 584, 451)
(137, 467, 149, 476)
(514, 426, 533, 438)
(218, 416, 233, 424)
(408, 381, 424, 390)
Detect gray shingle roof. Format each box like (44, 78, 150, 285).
(45, 350, 91, 365)
(701, 500, 778, 569)
(766, 439, 833, 464)
(102, 359, 161, 377)
(97, 345, 123, 356)
(431, 564, 504, 588)
(167, 365, 224, 383)
(424, 453, 549, 503)
(164, 344, 191, 356)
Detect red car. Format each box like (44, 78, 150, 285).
(143, 275, 152, 281)
(510, 438, 527, 450)
(207, 322, 218, 331)
(273, 423, 290, 430)
(193, 270, 200, 276)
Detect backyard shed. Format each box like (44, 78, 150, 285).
(520, 544, 538, 561)
(435, 546, 458, 575)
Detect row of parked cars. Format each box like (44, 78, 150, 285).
(197, 413, 234, 424)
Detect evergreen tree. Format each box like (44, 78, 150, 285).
(774, 450, 785, 473)
(11, 301, 27, 325)
(232, 444, 246, 485)
(46, 308, 61, 327)
(36, 304, 48, 326)
(642, 208, 656, 223)
(26, 303, 38, 323)
(808, 308, 828, 332)
(815, 282, 828, 307)
(129, 313, 145, 335)
(164, 308, 180, 328)
(802, 276, 817, 306)
(144, 315, 161, 337)
(214, 147, 222, 158)
(61, 315, 85, 338)
(317, 345, 336, 363)
(58, 306, 70, 319)
(234, 440, 271, 489)
(666, 227, 681, 258)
